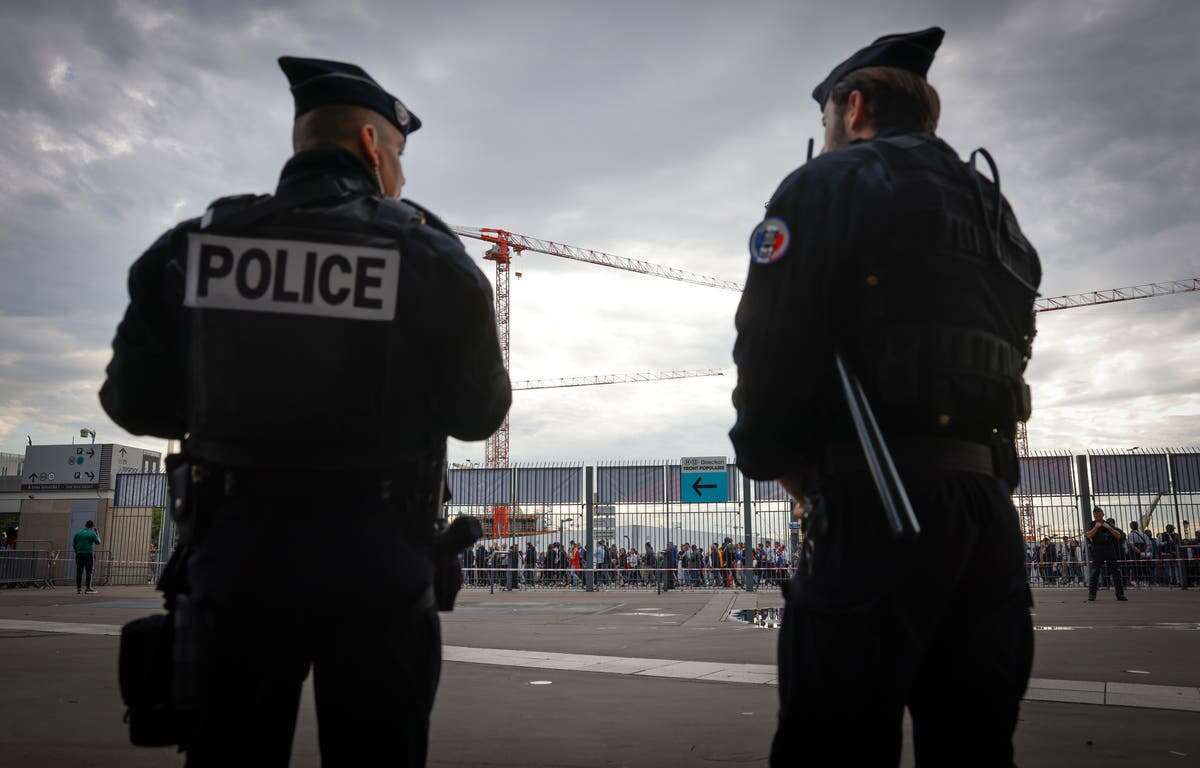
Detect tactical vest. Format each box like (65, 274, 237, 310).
(180, 178, 434, 470)
(844, 134, 1041, 445)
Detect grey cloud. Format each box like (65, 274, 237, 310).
(1, 0, 1198, 461)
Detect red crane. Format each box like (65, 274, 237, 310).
(455, 223, 1198, 476)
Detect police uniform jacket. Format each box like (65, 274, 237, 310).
(100, 147, 511, 471)
(732, 130, 1041, 481)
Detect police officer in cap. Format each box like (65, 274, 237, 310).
(732, 28, 1040, 765)
(101, 57, 510, 765)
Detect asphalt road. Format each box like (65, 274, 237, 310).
(0, 585, 1197, 766)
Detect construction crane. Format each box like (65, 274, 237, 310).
(455, 223, 1198, 468)
(512, 369, 725, 391)
(452, 225, 742, 465)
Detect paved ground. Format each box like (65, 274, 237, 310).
(0, 584, 1198, 766)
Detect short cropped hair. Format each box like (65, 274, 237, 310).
(292, 104, 392, 152)
(830, 65, 941, 134)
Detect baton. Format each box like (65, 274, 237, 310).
(805, 138, 918, 540)
(834, 352, 921, 541)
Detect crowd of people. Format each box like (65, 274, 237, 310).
(462, 537, 800, 589)
(1027, 517, 1196, 588)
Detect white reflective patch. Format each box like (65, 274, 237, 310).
(184, 233, 399, 321)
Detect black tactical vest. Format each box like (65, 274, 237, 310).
(843, 133, 1042, 446)
(180, 173, 437, 471)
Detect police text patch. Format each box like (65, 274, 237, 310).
(184, 234, 400, 321)
(749, 218, 790, 265)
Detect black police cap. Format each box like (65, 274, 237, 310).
(812, 26, 945, 108)
(278, 56, 421, 136)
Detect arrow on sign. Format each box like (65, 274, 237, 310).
(28, 473, 36, 481)
(86, 472, 95, 480)
(119, 447, 127, 457)
(86, 448, 95, 458)
(691, 476, 718, 496)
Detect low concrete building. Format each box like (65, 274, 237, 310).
(0, 443, 162, 562)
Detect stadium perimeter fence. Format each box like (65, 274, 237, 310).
(3, 449, 1199, 591)
(449, 450, 1200, 592)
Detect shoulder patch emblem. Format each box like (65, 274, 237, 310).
(749, 218, 790, 264)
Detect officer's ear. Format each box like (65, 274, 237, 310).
(845, 90, 871, 134)
(357, 122, 381, 170)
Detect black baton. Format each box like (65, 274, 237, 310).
(834, 352, 921, 541)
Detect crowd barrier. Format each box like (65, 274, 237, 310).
(0, 550, 51, 587)
(1027, 555, 1198, 589)
(461, 566, 794, 592)
(0, 549, 165, 589)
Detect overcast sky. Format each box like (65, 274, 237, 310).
(1, 0, 1197, 465)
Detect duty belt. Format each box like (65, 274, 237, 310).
(823, 437, 995, 478)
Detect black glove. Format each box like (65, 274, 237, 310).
(432, 516, 482, 611)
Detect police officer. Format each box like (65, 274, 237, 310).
(1086, 507, 1128, 601)
(100, 57, 510, 765)
(731, 28, 1041, 766)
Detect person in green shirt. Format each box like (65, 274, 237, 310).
(72, 521, 101, 594)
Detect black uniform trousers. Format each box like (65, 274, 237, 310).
(771, 468, 1033, 767)
(182, 484, 439, 767)
(1087, 546, 1126, 599)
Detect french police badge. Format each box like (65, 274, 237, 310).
(394, 100, 410, 129)
(749, 218, 790, 264)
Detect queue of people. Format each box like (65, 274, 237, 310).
(1026, 515, 1196, 590)
(461, 537, 799, 589)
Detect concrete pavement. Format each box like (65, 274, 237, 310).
(1, 585, 1198, 766)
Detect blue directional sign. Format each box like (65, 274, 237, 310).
(680, 456, 729, 503)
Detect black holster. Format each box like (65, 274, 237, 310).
(119, 453, 201, 749)
(990, 433, 1020, 493)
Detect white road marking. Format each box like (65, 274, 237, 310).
(4, 619, 1199, 712)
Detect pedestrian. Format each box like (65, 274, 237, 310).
(1160, 525, 1188, 589)
(595, 539, 607, 586)
(570, 541, 583, 587)
(731, 27, 1040, 766)
(72, 520, 101, 595)
(1127, 521, 1151, 586)
(100, 56, 509, 764)
(1086, 508, 1128, 602)
(1038, 537, 1058, 585)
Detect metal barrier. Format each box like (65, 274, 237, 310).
(37, 550, 165, 588)
(0, 550, 49, 587)
(460, 566, 790, 592)
(1027, 555, 1199, 590)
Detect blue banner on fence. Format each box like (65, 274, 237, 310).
(448, 468, 512, 506)
(113, 472, 167, 507)
(1170, 452, 1200, 493)
(596, 465, 666, 504)
(515, 467, 583, 504)
(1018, 456, 1075, 496)
(752, 480, 790, 502)
(1089, 454, 1170, 495)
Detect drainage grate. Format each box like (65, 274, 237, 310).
(731, 607, 783, 629)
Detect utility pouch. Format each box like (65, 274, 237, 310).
(990, 434, 1020, 492)
(119, 613, 178, 747)
(167, 455, 199, 541)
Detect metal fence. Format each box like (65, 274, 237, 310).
(5, 451, 1198, 591)
(448, 450, 1200, 591)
